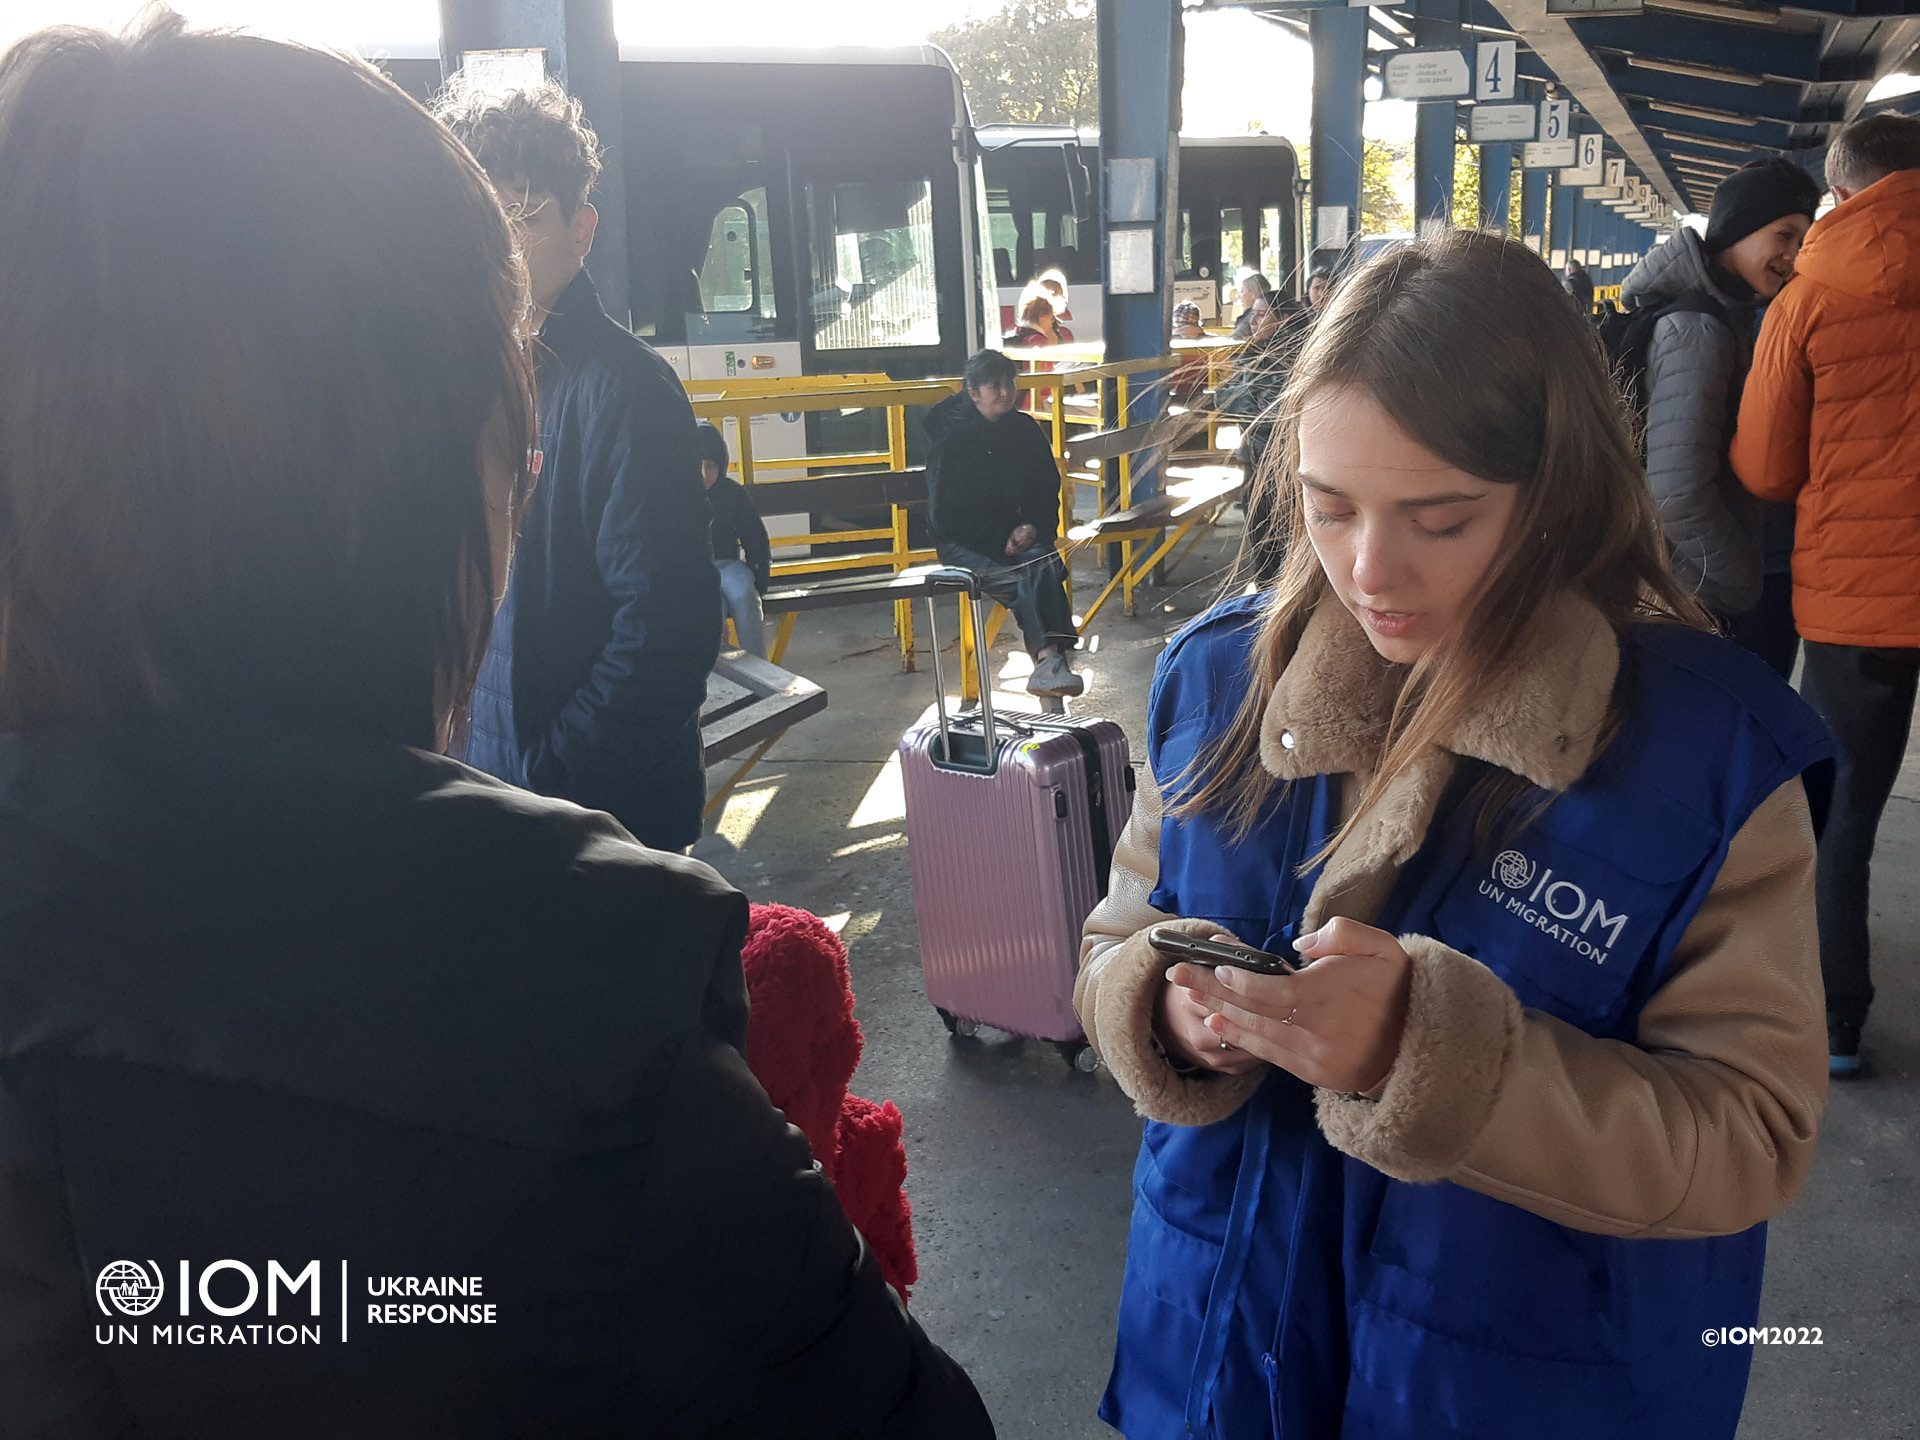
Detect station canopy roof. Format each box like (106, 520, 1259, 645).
(1203, 0, 1920, 217)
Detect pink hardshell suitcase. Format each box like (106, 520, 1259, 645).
(898, 572, 1134, 1072)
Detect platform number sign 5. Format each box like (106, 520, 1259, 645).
(1476, 41, 1517, 102)
(1541, 99, 1570, 143)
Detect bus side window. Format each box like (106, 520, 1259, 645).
(1221, 206, 1245, 277)
(987, 186, 1018, 287)
(687, 188, 777, 343)
(1260, 206, 1284, 288)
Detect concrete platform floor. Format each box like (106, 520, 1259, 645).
(691, 520, 1920, 1439)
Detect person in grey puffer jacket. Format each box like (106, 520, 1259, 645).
(1622, 159, 1822, 625)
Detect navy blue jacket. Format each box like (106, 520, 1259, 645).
(1103, 597, 1833, 1440)
(465, 270, 721, 852)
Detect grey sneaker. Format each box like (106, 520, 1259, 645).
(1027, 652, 1086, 697)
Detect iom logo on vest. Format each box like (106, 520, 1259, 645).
(1481, 850, 1629, 963)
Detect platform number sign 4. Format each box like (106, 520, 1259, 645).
(1541, 99, 1570, 144)
(1476, 41, 1517, 102)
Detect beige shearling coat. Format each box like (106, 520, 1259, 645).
(1076, 596, 1827, 1239)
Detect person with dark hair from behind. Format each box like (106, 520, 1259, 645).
(1620, 157, 1821, 655)
(435, 77, 720, 853)
(0, 14, 993, 1437)
(696, 421, 773, 659)
(925, 350, 1083, 697)
(1733, 113, 1920, 1077)
(1562, 261, 1595, 320)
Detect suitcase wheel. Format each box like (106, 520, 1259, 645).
(937, 1008, 979, 1039)
(1058, 1040, 1101, 1075)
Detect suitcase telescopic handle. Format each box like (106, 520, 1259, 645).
(921, 567, 997, 763)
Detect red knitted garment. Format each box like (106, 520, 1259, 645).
(740, 904, 918, 1299)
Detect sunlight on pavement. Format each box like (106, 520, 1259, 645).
(820, 910, 884, 946)
(717, 782, 778, 848)
(833, 833, 906, 857)
(848, 752, 905, 828)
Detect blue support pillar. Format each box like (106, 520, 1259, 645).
(1521, 165, 1547, 253)
(1517, 80, 1546, 253)
(439, 0, 630, 325)
(1479, 144, 1514, 231)
(1415, 102, 1456, 230)
(1309, 6, 1366, 271)
(1096, 0, 1181, 370)
(1096, 0, 1181, 516)
(1411, 0, 1457, 230)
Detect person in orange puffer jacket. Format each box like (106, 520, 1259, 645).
(1730, 112, 1920, 1078)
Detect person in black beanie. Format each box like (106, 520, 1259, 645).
(695, 421, 774, 659)
(1619, 157, 1822, 665)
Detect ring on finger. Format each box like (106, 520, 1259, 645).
(1281, 1007, 1296, 1026)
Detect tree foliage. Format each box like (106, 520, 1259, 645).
(1452, 144, 1525, 233)
(1452, 143, 1480, 231)
(932, 0, 1099, 128)
(1361, 139, 1410, 233)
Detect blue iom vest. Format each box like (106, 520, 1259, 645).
(1101, 595, 1835, 1440)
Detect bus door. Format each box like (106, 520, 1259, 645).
(667, 182, 812, 553)
(788, 152, 962, 460)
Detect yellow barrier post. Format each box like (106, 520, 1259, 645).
(958, 588, 979, 703)
(1118, 372, 1136, 618)
(1051, 374, 1072, 610)
(888, 401, 914, 671)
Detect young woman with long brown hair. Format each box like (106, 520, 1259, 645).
(1075, 229, 1833, 1440)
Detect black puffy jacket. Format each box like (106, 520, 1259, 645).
(464, 269, 722, 853)
(923, 391, 1061, 558)
(0, 722, 993, 1439)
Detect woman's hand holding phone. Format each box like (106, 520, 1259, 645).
(1164, 916, 1413, 1094)
(1155, 963, 1268, 1075)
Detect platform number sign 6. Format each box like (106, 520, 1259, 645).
(1542, 99, 1570, 143)
(1476, 41, 1517, 102)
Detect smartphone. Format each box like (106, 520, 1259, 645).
(1148, 926, 1304, 976)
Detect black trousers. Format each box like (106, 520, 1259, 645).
(1798, 640, 1920, 1029)
(1724, 571, 1800, 681)
(935, 540, 1077, 659)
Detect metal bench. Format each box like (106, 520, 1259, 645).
(701, 650, 828, 817)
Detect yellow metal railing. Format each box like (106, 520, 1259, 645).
(686, 347, 1241, 686)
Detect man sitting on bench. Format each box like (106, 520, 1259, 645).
(924, 350, 1084, 698)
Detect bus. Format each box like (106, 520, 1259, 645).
(978, 127, 1304, 340)
(378, 45, 994, 497)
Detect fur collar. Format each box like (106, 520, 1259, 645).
(1257, 593, 1620, 926)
